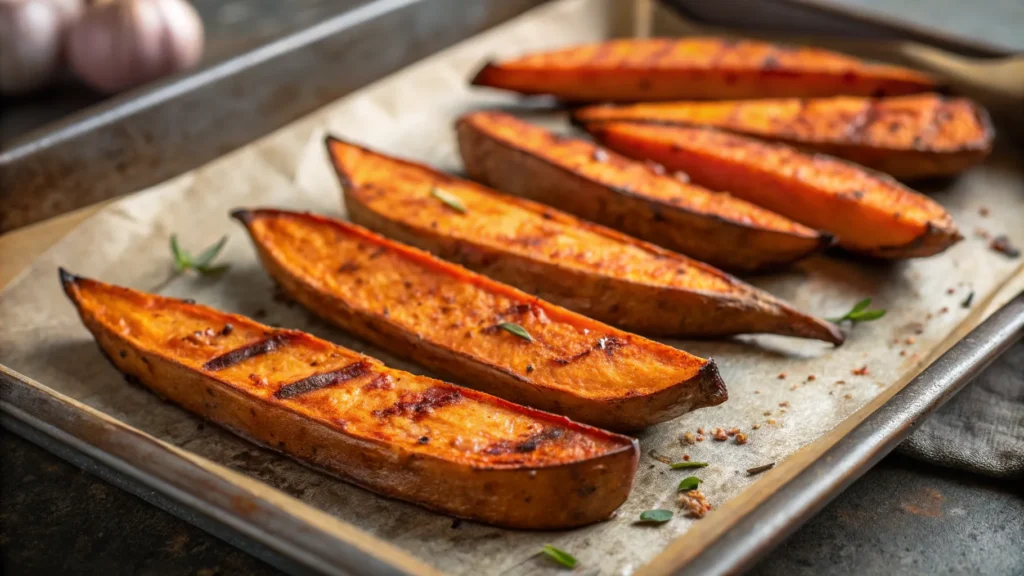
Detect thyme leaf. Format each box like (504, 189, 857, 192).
(677, 476, 702, 491)
(670, 461, 709, 470)
(829, 298, 886, 324)
(639, 509, 673, 523)
(497, 322, 533, 342)
(170, 234, 230, 276)
(431, 187, 467, 213)
(541, 545, 577, 569)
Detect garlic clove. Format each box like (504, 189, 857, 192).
(0, 0, 65, 94)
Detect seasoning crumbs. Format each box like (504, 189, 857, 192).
(852, 365, 870, 376)
(679, 489, 712, 518)
(735, 433, 749, 445)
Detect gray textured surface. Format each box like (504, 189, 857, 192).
(900, 342, 1024, 478)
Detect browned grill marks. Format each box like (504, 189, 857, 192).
(553, 336, 627, 365)
(373, 387, 462, 420)
(362, 373, 393, 391)
(274, 360, 372, 399)
(484, 428, 566, 455)
(203, 334, 291, 371)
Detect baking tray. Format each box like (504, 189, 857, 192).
(1, 1, 1022, 575)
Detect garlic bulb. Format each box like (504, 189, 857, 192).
(67, 0, 203, 94)
(0, 0, 83, 94)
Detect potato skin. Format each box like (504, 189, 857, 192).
(573, 95, 994, 180)
(61, 270, 639, 529)
(471, 37, 937, 102)
(585, 122, 962, 259)
(234, 209, 727, 431)
(457, 111, 832, 273)
(328, 136, 843, 344)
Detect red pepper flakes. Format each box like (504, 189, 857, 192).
(752, 423, 761, 430)
(939, 307, 949, 314)
(682, 454, 691, 461)
(807, 374, 816, 382)
(900, 350, 908, 357)
(777, 372, 787, 380)
(905, 336, 916, 345)
(978, 206, 990, 217)
(778, 401, 790, 408)
(946, 288, 956, 295)
(852, 365, 870, 376)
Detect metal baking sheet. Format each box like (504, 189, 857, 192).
(1, 1, 1022, 575)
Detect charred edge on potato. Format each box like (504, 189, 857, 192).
(372, 387, 463, 420)
(274, 360, 373, 399)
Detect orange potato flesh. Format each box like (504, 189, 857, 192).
(61, 270, 639, 529)
(327, 136, 843, 343)
(573, 94, 994, 179)
(471, 37, 937, 102)
(585, 122, 961, 258)
(457, 111, 830, 272)
(235, 209, 727, 430)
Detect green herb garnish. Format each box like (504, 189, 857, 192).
(961, 291, 975, 309)
(431, 187, 466, 213)
(541, 545, 577, 569)
(497, 322, 533, 342)
(639, 509, 673, 523)
(828, 298, 886, 324)
(678, 476, 702, 492)
(670, 461, 708, 470)
(171, 234, 230, 275)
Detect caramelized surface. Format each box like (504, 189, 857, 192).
(461, 111, 813, 234)
(586, 122, 961, 257)
(63, 273, 630, 467)
(332, 140, 735, 293)
(328, 137, 843, 343)
(241, 210, 715, 400)
(471, 37, 937, 102)
(574, 95, 993, 178)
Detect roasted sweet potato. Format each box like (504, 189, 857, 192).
(234, 209, 727, 430)
(470, 37, 937, 102)
(60, 269, 639, 529)
(326, 136, 843, 344)
(573, 94, 994, 179)
(457, 111, 831, 272)
(584, 122, 961, 258)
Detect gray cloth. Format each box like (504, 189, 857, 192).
(899, 341, 1024, 478)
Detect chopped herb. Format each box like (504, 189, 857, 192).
(747, 463, 775, 475)
(541, 544, 577, 569)
(961, 291, 975, 308)
(497, 322, 533, 342)
(677, 476, 702, 491)
(829, 298, 886, 324)
(639, 509, 673, 523)
(670, 461, 708, 470)
(431, 187, 466, 213)
(171, 234, 230, 275)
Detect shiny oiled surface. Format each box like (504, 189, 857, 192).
(64, 275, 629, 468)
(330, 139, 736, 293)
(244, 210, 710, 399)
(459, 111, 815, 235)
(573, 94, 993, 154)
(587, 122, 960, 254)
(471, 37, 937, 101)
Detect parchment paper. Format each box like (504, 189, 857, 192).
(2, 1, 1023, 574)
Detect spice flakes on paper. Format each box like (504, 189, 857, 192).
(990, 235, 1020, 258)
(851, 365, 870, 376)
(679, 489, 712, 518)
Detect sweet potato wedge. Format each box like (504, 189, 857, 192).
(234, 209, 727, 430)
(326, 136, 843, 344)
(457, 111, 831, 272)
(573, 94, 994, 179)
(584, 122, 962, 258)
(470, 37, 937, 102)
(60, 269, 639, 529)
